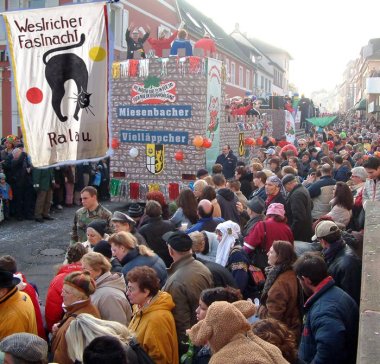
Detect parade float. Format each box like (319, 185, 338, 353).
(109, 56, 295, 202)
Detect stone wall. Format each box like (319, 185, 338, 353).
(357, 201, 380, 363)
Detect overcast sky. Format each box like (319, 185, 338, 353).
(190, 0, 380, 96)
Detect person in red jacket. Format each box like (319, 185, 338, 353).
(243, 203, 294, 254)
(0, 255, 46, 339)
(45, 243, 86, 332)
(148, 28, 179, 57)
(194, 32, 216, 58)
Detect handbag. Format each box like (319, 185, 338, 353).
(251, 222, 268, 271)
(248, 264, 265, 286)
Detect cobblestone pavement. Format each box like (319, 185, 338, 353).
(0, 200, 127, 302)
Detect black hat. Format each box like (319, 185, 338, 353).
(0, 269, 20, 288)
(163, 231, 192, 252)
(111, 211, 135, 224)
(87, 219, 107, 237)
(196, 168, 209, 179)
(281, 174, 296, 186)
(93, 240, 112, 259)
(246, 197, 265, 214)
(127, 203, 144, 218)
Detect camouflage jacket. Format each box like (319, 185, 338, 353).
(71, 204, 112, 243)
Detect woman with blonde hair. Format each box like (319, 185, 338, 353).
(81, 252, 131, 325)
(109, 231, 167, 286)
(65, 313, 138, 363)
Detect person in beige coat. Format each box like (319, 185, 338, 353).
(188, 300, 288, 364)
(81, 252, 131, 325)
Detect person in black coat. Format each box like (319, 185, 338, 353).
(215, 145, 237, 180)
(138, 200, 175, 267)
(313, 220, 362, 305)
(282, 174, 313, 242)
(125, 23, 150, 59)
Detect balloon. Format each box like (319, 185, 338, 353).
(111, 138, 120, 149)
(129, 147, 139, 158)
(175, 150, 184, 161)
(256, 137, 263, 146)
(244, 137, 255, 146)
(193, 135, 204, 148)
(202, 138, 212, 149)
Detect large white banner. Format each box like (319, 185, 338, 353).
(3, 2, 109, 167)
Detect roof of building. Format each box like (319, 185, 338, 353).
(248, 37, 293, 60)
(176, 0, 253, 67)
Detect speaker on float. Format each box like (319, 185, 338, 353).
(269, 96, 285, 109)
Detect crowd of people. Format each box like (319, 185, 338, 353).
(0, 134, 110, 223)
(1, 116, 379, 363)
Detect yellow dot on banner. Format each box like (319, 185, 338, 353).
(89, 47, 106, 61)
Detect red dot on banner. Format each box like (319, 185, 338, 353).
(26, 87, 43, 104)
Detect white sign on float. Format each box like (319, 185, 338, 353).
(2, 2, 109, 167)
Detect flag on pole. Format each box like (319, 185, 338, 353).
(2, 2, 109, 167)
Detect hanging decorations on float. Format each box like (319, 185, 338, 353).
(192, 135, 204, 148)
(174, 150, 184, 161)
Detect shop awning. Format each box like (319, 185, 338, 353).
(305, 116, 338, 127)
(354, 99, 367, 111)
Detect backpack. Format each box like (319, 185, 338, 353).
(129, 338, 155, 364)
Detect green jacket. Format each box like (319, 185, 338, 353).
(32, 168, 54, 191)
(71, 204, 112, 243)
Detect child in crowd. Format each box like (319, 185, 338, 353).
(0, 172, 12, 220)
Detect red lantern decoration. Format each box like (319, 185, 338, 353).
(256, 137, 263, 146)
(202, 137, 212, 149)
(192, 135, 204, 148)
(244, 137, 255, 146)
(111, 138, 120, 149)
(175, 150, 184, 161)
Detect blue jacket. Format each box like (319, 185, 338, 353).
(299, 277, 359, 364)
(333, 165, 351, 182)
(120, 248, 167, 287)
(307, 175, 336, 198)
(170, 39, 193, 56)
(186, 217, 224, 234)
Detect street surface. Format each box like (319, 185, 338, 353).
(0, 200, 127, 302)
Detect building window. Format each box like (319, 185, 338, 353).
(239, 66, 243, 88)
(231, 62, 236, 84)
(261, 76, 264, 89)
(109, 4, 128, 50)
(254, 73, 258, 88)
(0, 50, 8, 62)
(246, 70, 250, 91)
(225, 59, 230, 82)
(268, 80, 271, 94)
(28, 0, 45, 7)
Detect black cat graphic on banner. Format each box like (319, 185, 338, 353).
(3, 2, 109, 167)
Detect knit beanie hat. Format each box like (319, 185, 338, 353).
(246, 197, 265, 214)
(64, 271, 96, 296)
(0, 333, 48, 362)
(87, 220, 107, 237)
(127, 203, 144, 217)
(93, 240, 112, 259)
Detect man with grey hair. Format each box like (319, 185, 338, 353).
(0, 333, 48, 364)
(307, 164, 336, 219)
